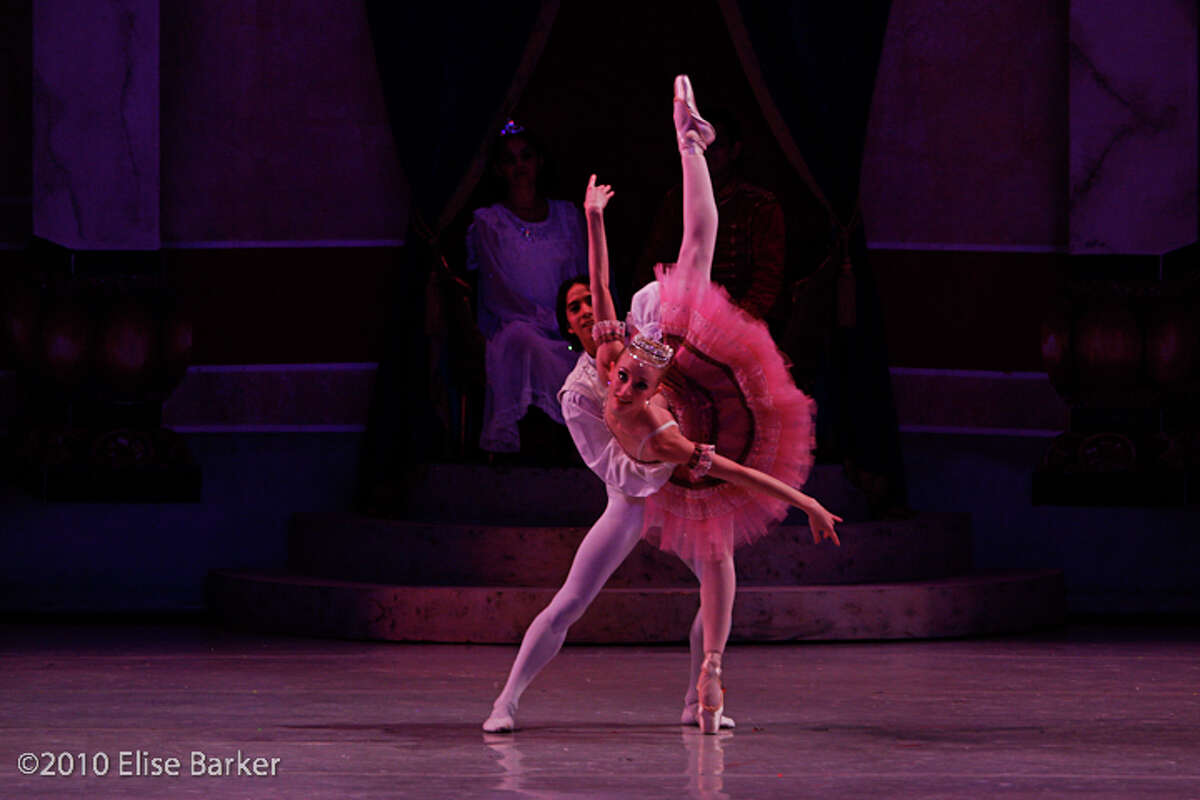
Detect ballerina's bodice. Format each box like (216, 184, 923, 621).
(603, 400, 679, 465)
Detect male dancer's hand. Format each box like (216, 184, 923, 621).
(806, 504, 842, 546)
(584, 174, 614, 216)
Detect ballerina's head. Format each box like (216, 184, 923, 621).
(609, 330, 673, 409)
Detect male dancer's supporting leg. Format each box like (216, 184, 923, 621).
(483, 488, 734, 732)
(484, 488, 644, 732)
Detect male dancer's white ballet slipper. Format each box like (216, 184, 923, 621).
(673, 74, 716, 155)
(696, 651, 725, 735)
(482, 707, 517, 733)
(682, 702, 735, 729)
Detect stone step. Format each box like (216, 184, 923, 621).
(288, 512, 972, 587)
(207, 569, 1065, 643)
(380, 463, 871, 526)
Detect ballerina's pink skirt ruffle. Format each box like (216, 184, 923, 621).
(643, 264, 816, 564)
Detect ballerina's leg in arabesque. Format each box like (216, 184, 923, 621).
(660, 76, 843, 733)
(670, 74, 734, 734)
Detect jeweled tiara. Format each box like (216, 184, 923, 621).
(628, 332, 673, 368)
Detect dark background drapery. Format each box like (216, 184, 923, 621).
(364, 1, 556, 235)
(720, 0, 907, 504)
(357, 1, 558, 503)
(720, 1, 891, 222)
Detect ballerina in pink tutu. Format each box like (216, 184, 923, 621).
(587, 75, 842, 732)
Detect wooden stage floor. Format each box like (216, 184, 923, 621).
(3, 621, 1199, 798)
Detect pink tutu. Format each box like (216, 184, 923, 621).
(642, 264, 816, 564)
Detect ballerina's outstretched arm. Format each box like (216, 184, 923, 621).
(645, 425, 842, 546)
(584, 174, 623, 375)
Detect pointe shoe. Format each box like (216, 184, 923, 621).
(696, 651, 725, 734)
(673, 74, 716, 155)
(682, 703, 736, 729)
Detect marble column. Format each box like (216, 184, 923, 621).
(33, 0, 159, 250)
(1069, 1, 1198, 255)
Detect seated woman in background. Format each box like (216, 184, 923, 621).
(466, 122, 585, 454)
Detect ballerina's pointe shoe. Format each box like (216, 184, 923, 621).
(682, 703, 736, 729)
(673, 74, 716, 155)
(696, 651, 725, 734)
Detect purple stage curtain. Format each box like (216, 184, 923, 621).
(357, 2, 559, 501)
(365, 1, 558, 235)
(718, 1, 908, 507)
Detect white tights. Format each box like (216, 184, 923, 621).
(490, 486, 712, 717)
(675, 150, 735, 660)
(672, 151, 718, 298)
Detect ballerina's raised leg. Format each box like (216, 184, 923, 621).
(670, 74, 734, 734)
(671, 75, 718, 293)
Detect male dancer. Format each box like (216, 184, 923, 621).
(482, 265, 734, 732)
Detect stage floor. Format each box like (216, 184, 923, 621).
(3, 622, 1199, 799)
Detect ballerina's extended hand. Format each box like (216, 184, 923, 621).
(584, 174, 614, 215)
(806, 504, 842, 547)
